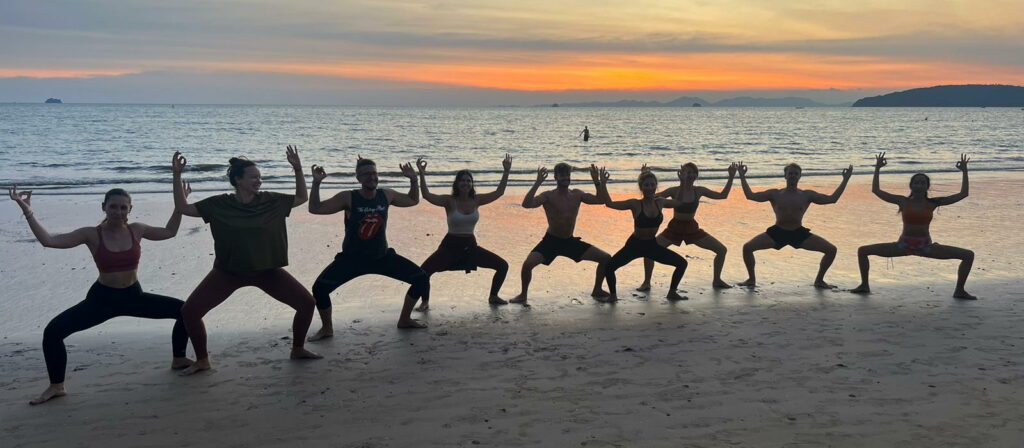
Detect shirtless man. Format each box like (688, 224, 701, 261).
(737, 162, 852, 288)
(511, 163, 611, 305)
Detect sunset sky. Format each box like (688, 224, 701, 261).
(2, 0, 1023, 104)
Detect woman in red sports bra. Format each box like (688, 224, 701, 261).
(851, 153, 976, 299)
(8, 185, 194, 405)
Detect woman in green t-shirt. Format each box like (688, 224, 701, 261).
(171, 146, 322, 376)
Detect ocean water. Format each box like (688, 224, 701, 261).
(1, 104, 1022, 194)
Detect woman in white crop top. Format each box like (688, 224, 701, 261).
(411, 154, 513, 310)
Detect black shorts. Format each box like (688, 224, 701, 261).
(766, 225, 812, 249)
(531, 233, 594, 265)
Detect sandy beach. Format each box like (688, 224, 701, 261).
(2, 171, 1022, 447)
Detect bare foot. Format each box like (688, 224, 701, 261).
(595, 294, 618, 303)
(29, 384, 66, 405)
(814, 281, 837, 289)
(635, 283, 651, 292)
(953, 290, 978, 300)
(415, 302, 430, 312)
(179, 358, 212, 376)
(591, 289, 610, 298)
(488, 296, 508, 305)
(397, 319, 428, 329)
(667, 291, 689, 301)
(510, 294, 529, 305)
(290, 347, 324, 359)
(307, 326, 334, 342)
(850, 284, 871, 294)
(738, 278, 756, 288)
(712, 280, 733, 289)
(171, 357, 195, 370)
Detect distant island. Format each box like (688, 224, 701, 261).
(44, 98, 62, 104)
(538, 96, 848, 108)
(852, 85, 1024, 107)
(536, 84, 1024, 109)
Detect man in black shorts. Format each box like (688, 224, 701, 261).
(306, 157, 428, 338)
(737, 162, 852, 289)
(511, 163, 611, 305)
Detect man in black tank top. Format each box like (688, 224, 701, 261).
(342, 187, 389, 258)
(306, 157, 429, 338)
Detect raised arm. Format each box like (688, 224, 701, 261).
(595, 166, 631, 210)
(738, 163, 773, 202)
(9, 187, 91, 249)
(934, 154, 970, 206)
(870, 152, 903, 205)
(308, 165, 350, 215)
(138, 180, 190, 241)
(388, 162, 420, 207)
(171, 152, 200, 217)
(476, 153, 512, 206)
(286, 145, 308, 207)
(605, 197, 637, 211)
(522, 167, 548, 208)
(417, 158, 449, 207)
(810, 165, 853, 204)
(700, 163, 736, 200)
(580, 164, 609, 205)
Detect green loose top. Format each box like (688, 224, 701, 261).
(195, 191, 294, 272)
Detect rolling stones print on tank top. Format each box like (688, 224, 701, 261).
(343, 189, 390, 259)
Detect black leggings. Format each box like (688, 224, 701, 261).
(42, 282, 188, 384)
(416, 234, 509, 302)
(312, 249, 429, 309)
(606, 236, 687, 295)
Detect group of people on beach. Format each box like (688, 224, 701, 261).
(9, 148, 975, 405)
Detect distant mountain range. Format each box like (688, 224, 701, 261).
(852, 85, 1024, 107)
(541, 84, 1024, 108)
(544, 96, 849, 108)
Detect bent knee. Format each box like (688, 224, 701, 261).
(311, 281, 335, 299)
(42, 322, 67, 344)
(297, 295, 316, 312)
(180, 302, 207, 321)
(410, 272, 430, 294)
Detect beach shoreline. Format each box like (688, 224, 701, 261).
(1, 171, 1022, 446)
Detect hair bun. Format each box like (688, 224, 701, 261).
(228, 157, 248, 166)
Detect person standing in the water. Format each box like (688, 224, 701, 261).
(579, 126, 590, 142)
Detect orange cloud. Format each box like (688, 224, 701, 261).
(211, 52, 1024, 91)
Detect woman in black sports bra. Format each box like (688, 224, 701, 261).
(638, 162, 736, 291)
(599, 170, 690, 302)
